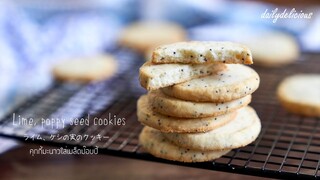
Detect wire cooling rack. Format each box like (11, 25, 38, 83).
(0, 50, 319, 179)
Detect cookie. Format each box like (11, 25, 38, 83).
(244, 31, 300, 67)
(52, 54, 117, 82)
(163, 106, 261, 151)
(139, 126, 230, 162)
(162, 64, 259, 102)
(152, 41, 253, 64)
(137, 95, 236, 133)
(277, 74, 320, 117)
(149, 90, 251, 118)
(139, 61, 226, 91)
(118, 21, 187, 53)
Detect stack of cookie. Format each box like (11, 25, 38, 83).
(137, 42, 261, 162)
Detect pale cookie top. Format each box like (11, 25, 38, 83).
(162, 64, 259, 102)
(152, 41, 253, 64)
(139, 61, 226, 90)
(118, 21, 187, 53)
(52, 54, 117, 82)
(278, 74, 320, 106)
(243, 31, 300, 67)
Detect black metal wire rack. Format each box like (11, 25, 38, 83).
(0, 50, 319, 179)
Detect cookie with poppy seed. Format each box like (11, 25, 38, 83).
(163, 106, 261, 151)
(139, 126, 230, 162)
(137, 95, 236, 133)
(162, 64, 259, 102)
(149, 90, 251, 118)
(139, 61, 226, 91)
(152, 41, 253, 64)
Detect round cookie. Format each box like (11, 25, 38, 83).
(139, 126, 230, 163)
(277, 74, 320, 117)
(52, 54, 117, 83)
(162, 64, 260, 102)
(118, 21, 187, 53)
(244, 31, 300, 67)
(163, 106, 261, 151)
(149, 90, 251, 118)
(137, 95, 236, 133)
